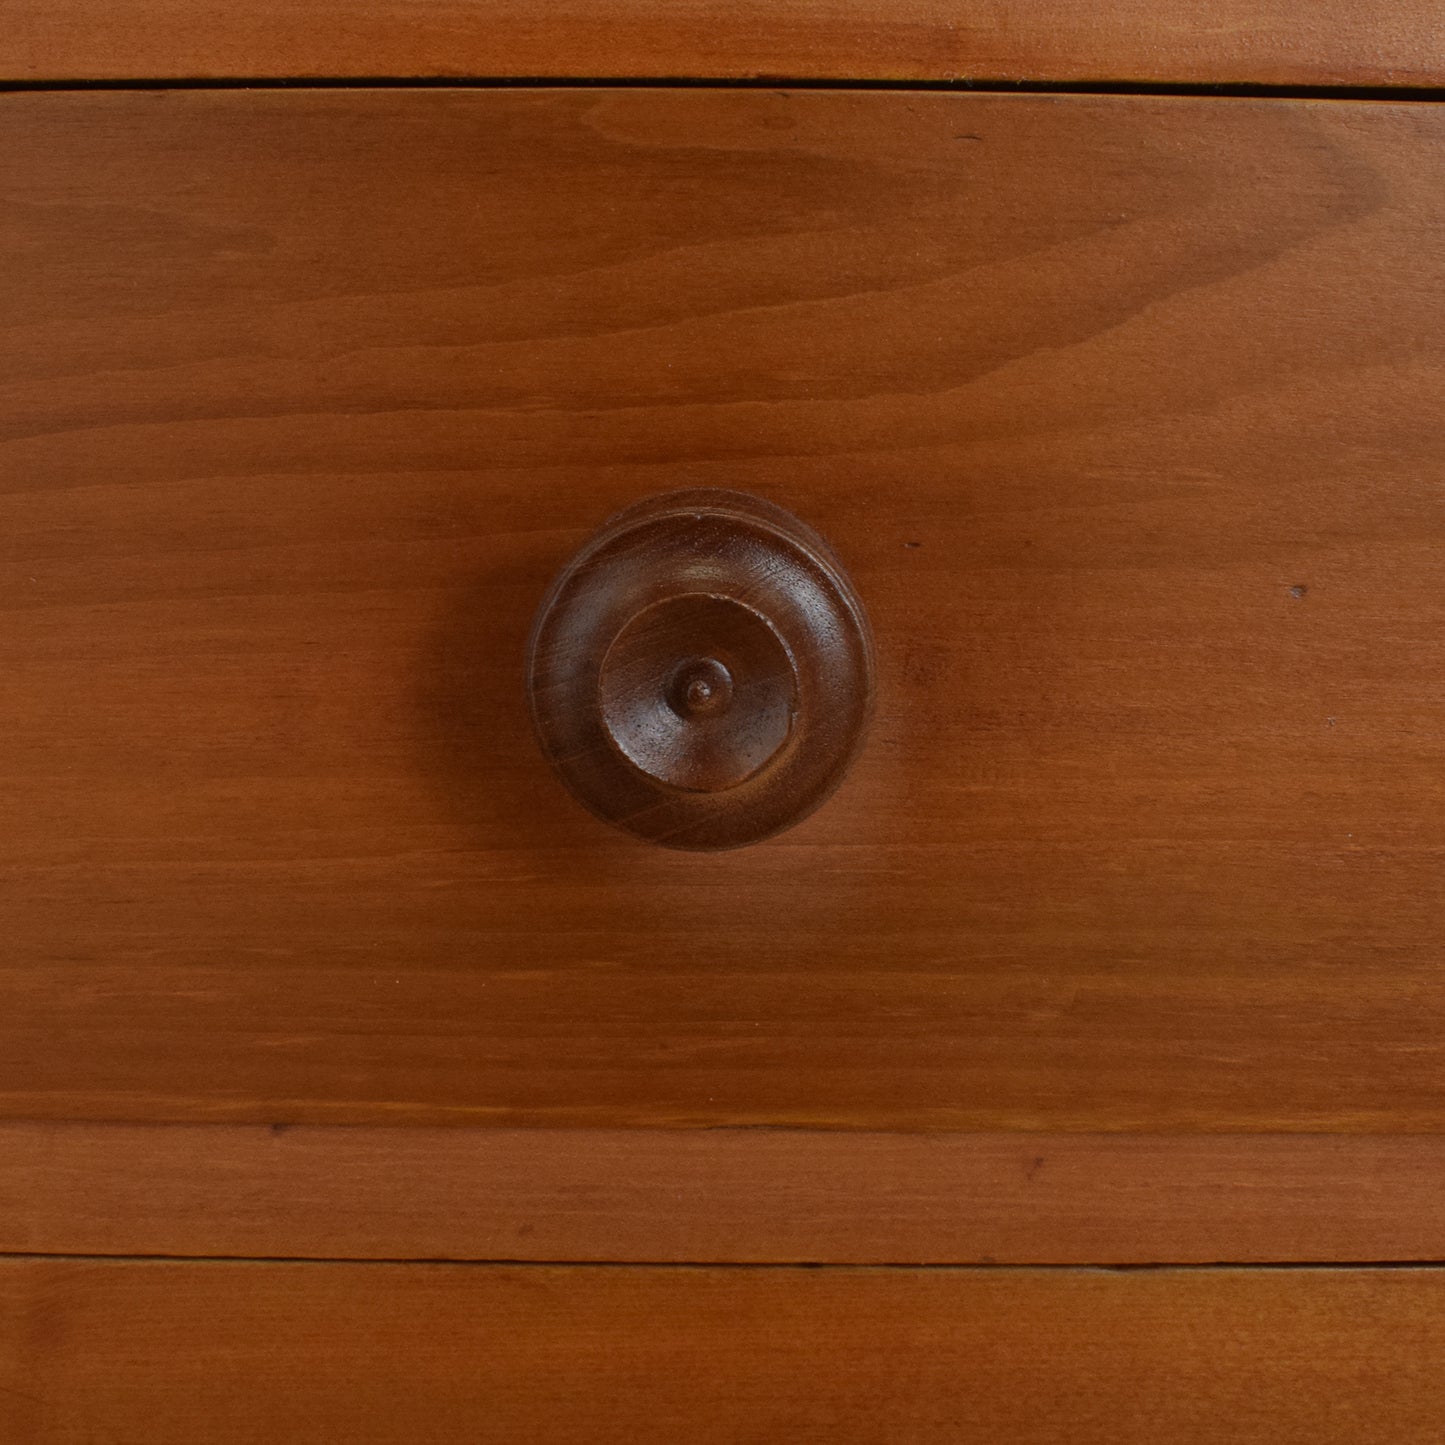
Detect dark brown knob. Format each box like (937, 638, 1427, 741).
(526, 490, 874, 850)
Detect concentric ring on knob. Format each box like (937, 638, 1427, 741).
(526, 489, 874, 850)
(599, 594, 797, 794)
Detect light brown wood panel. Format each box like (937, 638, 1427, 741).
(5, 0, 1445, 86)
(2, 90, 1443, 1132)
(5, 1123, 1445, 1263)
(2, 1260, 1443, 1442)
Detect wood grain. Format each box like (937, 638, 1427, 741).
(5, 0, 1445, 87)
(2, 90, 1444, 1132)
(2, 1259, 1443, 1442)
(5, 1123, 1445, 1263)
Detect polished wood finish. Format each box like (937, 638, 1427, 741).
(2, 1260, 1443, 1442)
(528, 490, 874, 848)
(3, 90, 1444, 1132)
(6, 0, 1444, 87)
(5, 1123, 1445, 1263)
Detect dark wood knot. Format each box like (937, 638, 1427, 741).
(526, 489, 874, 850)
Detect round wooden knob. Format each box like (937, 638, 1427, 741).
(526, 490, 874, 850)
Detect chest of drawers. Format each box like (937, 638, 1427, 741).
(3, 8, 1444, 1440)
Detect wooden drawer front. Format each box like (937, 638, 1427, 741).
(2, 89, 1442, 1133)
(9, 0, 1445, 87)
(3, 1261, 1444, 1443)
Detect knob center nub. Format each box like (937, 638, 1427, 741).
(671, 657, 733, 719)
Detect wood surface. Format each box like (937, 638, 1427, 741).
(1, 1259, 1442, 1442)
(5, 0, 1445, 87)
(5, 1123, 1445, 1263)
(3, 89, 1444, 1133)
